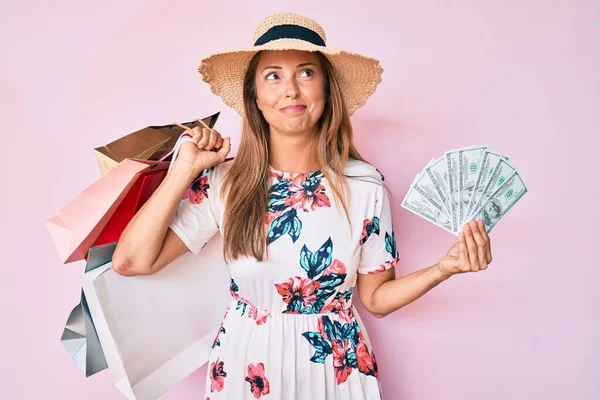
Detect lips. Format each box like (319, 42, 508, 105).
(280, 105, 306, 113)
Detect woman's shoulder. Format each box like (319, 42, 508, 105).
(206, 158, 234, 185)
(344, 158, 386, 186)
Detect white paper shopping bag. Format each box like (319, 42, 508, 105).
(82, 234, 231, 400)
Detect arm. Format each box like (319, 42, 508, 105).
(112, 127, 231, 276)
(111, 161, 199, 276)
(357, 219, 493, 318)
(357, 264, 450, 318)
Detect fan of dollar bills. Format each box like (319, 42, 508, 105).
(401, 145, 528, 235)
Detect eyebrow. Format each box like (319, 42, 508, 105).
(261, 62, 317, 73)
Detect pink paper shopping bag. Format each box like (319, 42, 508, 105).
(46, 159, 169, 264)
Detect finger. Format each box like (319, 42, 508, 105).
(206, 129, 218, 151)
(190, 127, 202, 144)
(217, 137, 231, 160)
(458, 231, 469, 272)
(463, 223, 479, 271)
(197, 128, 210, 150)
(469, 220, 487, 269)
(214, 136, 224, 151)
(478, 219, 493, 263)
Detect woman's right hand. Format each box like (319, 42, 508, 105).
(175, 126, 231, 175)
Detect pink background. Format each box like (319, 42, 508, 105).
(1, 0, 598, 399)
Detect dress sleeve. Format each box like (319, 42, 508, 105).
(357, 184, 400, 274)
(168, 165, 222, 255)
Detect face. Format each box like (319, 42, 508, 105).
(484, 202, 500, 218)
(254, 50, 326, 136)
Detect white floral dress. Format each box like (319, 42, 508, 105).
(169, 159, 399, 400)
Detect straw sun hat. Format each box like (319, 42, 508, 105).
(198, 12, 383, 116)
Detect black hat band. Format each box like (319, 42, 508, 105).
(254, 24, 326, 47)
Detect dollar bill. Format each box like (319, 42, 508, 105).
(467, 158, 516, 221)
(424, 156, 451, 225)
(464, 151, 509, 219)
(458, 145, 488, 227)
(413, 158, 451, 216)
(445, 150, 460, 233)
(470, 171, 528, 233)
(401, 176, 455, 234)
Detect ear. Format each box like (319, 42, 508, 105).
(256, 98, 262, 111)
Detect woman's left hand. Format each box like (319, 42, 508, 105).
(437, 219, 493, 279)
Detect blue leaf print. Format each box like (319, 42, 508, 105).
(338, 288, 354, 303)
(299, 237, 333, 279)
(236, 300, 248, 316)
(333, 320, 345, 341)
(317, 273, 346, 291)
(385, 230, 398, 258)
(310, 350, 329, 364)
(287, 297, 305, 313)
(307, 298, 327, 314)
(322, 316, 337, 341)
(268, 209, 302, 244)
(360, 217, 380, 245)
(310, 237, 333, 278)
(299, 245, 313, 275)
(230, 278, 239, 294)
(302, 331, 333, 364)
(289, 212, 302, 242)
(347, 348, 358, 368)
(302, 332, 333, 354)
(341, 322, 361, 346)
(269, 194, 288, 213)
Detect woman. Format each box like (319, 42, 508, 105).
(112, 12, 492, 399)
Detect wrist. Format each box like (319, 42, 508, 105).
(167, 160, 202, 186)
(431, 263, 452, 282)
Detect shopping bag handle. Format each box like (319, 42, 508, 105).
(158, 118, 211, 163)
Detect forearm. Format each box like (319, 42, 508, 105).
(113, 161, 198, 268)
(370, 264, 451, 317)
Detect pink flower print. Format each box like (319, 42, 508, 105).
(359, 216, 380, 245)
(248, 306, 271, 326)
(245, 362, 271, 398)
(337, 304, 354, 324)
(369, 257, 400, 274)
(274, 277, 321, 308)
(321, 298, 353, 323)
(183, 175, 209, 204)
(270, 169, 295, 181)
(209, 358, 227, 393)
(323, 259, 346, 275)
(317, 317, 327, 338)
(285, 174, 331, 212)
(372, 350, 380, 380)
(332, 340, 354, 384)
(356, 340, 377, 377)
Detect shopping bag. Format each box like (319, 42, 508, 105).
(94, 113, 220, 175)
(60, 242, 118, 376)
(47, 115, 224, 264)
(81, 235, 231, 400)
(91, 168, 167, 251)
(46, 159, 170, 264)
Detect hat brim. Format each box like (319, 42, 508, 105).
(199, 38, 383, 116)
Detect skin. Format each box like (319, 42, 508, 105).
(255, 50, 325, 173)
(113, 50, 493, 322)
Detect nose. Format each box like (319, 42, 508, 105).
(285, 78, 299, 99)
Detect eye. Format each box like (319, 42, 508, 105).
(299, 69, 314, 78)
(265, 72, 279, 81)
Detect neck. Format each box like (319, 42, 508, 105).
(268, 126, 320, 173)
